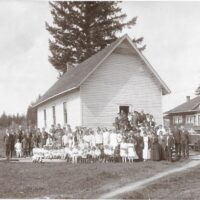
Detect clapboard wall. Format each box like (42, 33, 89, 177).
(37, 89, 81, 130)
(80, 41, 163, 128)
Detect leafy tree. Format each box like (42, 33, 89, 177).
(46, 1, 145, 75)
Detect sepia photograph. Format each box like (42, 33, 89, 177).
(0, 0, 200, 199)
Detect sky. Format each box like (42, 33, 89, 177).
(0, 1, 200, 115)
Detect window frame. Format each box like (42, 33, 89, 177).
(63, 102, 68, 124)
(44, 109, 47, 128)
(173, 115, 183, 124)
(52, 106, 56, 125)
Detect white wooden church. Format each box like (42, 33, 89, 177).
(34, 34, 170, 130)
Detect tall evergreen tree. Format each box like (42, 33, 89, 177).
(46, 1, 145, 75)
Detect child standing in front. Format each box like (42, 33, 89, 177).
(120, 138, 127, 163)
(15, 139, 22, 158)
(71, 145, 78, 164)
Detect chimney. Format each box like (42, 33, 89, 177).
(186, 96, 190, 102)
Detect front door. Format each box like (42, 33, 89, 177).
(119, 106, 129, 116)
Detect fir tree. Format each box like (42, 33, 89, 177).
(46, 1, 145, 75)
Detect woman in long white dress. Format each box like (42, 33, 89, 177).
(143, 132, 151, 161)
(109, 129, 118, 149)
(127, 136, 138, 162)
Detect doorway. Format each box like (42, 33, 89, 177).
(119, 106, 129, 116)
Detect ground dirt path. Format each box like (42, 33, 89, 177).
(99, 160, 200, 199)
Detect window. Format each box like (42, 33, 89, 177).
(173, 116, 183, 124)
(186, 115, 195, 125)
(52, 106, 56, 125)
(44, 109, 47, 128)
(63, 102, 67, 124)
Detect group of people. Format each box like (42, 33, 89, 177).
(3, 110, 190, 163)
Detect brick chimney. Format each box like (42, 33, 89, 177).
(186, 96, 190, 102)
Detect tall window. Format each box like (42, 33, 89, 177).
(173, 116, 183, 124)
(63, 102, 68, 124)
(44, 109, 47, 128)
(52, 106, 56, 125)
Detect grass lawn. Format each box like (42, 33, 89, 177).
(119, 163, 200, 199)
(0, 159, 190, 199)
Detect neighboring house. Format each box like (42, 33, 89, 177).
(33, 34, 170, 130)
(165, 96, 200, 131)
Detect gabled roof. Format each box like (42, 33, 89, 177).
(165, 96, 200, 114)
(34, 34, 170, 107)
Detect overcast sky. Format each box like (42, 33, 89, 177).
(0, 1, 200, 115)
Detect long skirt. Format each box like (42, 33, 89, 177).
(143, 147, 151, 160)
(151, 143, 161, 161)
(135, 146, 143, 161)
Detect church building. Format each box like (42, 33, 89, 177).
(34, 34, 170, 130)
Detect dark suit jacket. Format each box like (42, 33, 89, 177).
(4, 134, 11, 145)
(180, 130, 189, 144)
(173, 129, 181, 143)
(166, 135, 174, 149)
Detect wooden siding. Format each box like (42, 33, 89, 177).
(80, 44, 163, 128)
(37, 89, 81, 130)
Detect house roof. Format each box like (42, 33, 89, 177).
(34, 34, 171, 107)
(165, 96, 200, 114)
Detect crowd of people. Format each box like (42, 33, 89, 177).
(3, 110, 190, 163)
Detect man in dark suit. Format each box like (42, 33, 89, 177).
(172, 126, 181, 159)
(180, 126, 189, 159)
(10, 129, 16, 158)
(165, 130, 175, 162)
(3, 129, 11, 160)
(17, 125, 23, 143)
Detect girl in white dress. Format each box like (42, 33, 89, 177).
(95, 147, 101, 161)
(120, 138, 127, 163)
(127, 136, 138, 163)
(143, 132, 151, 161)
(71, 146, 78, 164)
(15, 139, 22, 158)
